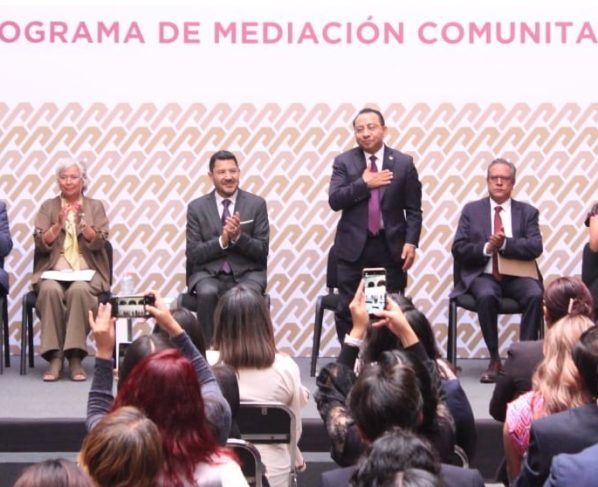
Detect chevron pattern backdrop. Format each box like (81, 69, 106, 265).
(0, 102, 596, 359)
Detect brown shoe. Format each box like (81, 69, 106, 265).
(480, 359, 502, 383)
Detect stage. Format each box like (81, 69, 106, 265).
(0, 355, 504, 486)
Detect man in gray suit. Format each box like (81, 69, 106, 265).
(186, 150, 269, 342)
(0, 201, 12, 296)
(329, 108, 422, 343)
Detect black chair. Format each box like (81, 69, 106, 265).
(20, 240, 113, 375)
(447, 260, 543, 366)
(310, 245, 339, 377)
(236, 402, 298, 487)
(0, 293, 6, 374)
(226, 438, 265, 487)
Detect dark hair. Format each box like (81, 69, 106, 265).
(543, 276, 595, 325)
(350, 428, 441, 487)
(118, 333, 173, 386)
(349, 350, 423, 441)
(112, 349, 219, 487)
(353, 108, 386, 127)
(13, 459, 93, 487)
(487, 158, 516, 183)
(80, 406, 163, 487)
(573, 326, 598, 397)
(212, 363, 241, 438)
(209, 150, 238, 172)
(152, 308, 207, 357)
(213, 285, 276, 369)
(585, 202, 598, 227)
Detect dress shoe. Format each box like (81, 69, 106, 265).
(480, 359, 502, 383)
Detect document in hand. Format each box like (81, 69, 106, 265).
(497, 255, 539, 279)
(41, 269, 96, 282)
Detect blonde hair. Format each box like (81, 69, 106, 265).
(532, 315, 595, 417)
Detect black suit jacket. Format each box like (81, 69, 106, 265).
(489, 340, 544, 422)
(515, 403, 598, 487)
(186, 189, 269, 291)
(0, 201, 13, 293)
(450, 197, 542, 298)
(329, 145, 422, 263)
(319, 463, 485, 487)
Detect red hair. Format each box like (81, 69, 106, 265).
(112, 349, 219, 487)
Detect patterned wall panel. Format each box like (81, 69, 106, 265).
(1, 102, 596, 359)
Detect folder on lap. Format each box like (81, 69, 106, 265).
(497, 255, 539, 279)
(41, 269, 96, 282)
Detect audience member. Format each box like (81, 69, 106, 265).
(315, 282, 455, 466)
(87, 296, 244, 487)
(79, 406, 162, 487)
(490, 276, 595, 422)
(186, 149, 269, 343)
(153, 307, 207, 356)
(582, 201, 598, 319)
(33, 159, 110, 382)
(369, 295, 476, 461)
(514, 326, 598, 486)
(451, 158, 543, 383)
(543, 442, 598, 487)
(348, 428, 442, 487)
(503, 314, 595, 481)
(13, 459, 92, 487)
(318, 348, 484, 486)
(209, 285, 308, 487)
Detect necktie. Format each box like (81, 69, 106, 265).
(368, 155, 381, 236)
(492, 206, 503, 280)
(221, 199, 232, 274)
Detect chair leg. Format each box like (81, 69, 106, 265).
(20, 296, 27, 375)
(311, 297, 324, 377)
(28, 307, 34, 368)
(448, 300, 458, 366)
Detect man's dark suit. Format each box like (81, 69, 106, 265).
(451, 197, 543, 358)
(543, 442, 598, 487)
(489, 340, 543, 422)
(329, 145, 422, 340)
(515, 403, 598, 487)
(0, 201, 13, 294)
(319, 463, 485, 487)
(186, 189, 269, 339)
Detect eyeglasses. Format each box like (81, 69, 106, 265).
(58, 175, 82, 182)
(488, 176, 512, 183)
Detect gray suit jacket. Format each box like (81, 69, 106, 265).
(329, 145, 422, 263)
(543, 442, 598, 487)
(186, 189, 269, 291)
(451, 197, 542, 298)
(0, 201, 13, 293)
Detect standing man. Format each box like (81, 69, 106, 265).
(186, 150, 269, 342)
(329, 108, 422, 343)
(451, 158, 543, 383)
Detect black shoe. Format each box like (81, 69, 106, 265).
(480, 359, 502, 383)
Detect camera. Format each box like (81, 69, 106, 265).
(109, 294, 156, 318)
(363, 267, 387, 318)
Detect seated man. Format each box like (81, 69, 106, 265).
(451, 158, 543, 383)
(581, 202, 598, 320)
(515, 325, 598, 486)
(0, 201, 13, 296)
(186, 150, 269, 342)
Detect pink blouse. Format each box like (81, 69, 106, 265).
(505, 390, 545, 455)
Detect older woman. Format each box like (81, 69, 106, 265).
(33, 159, 110, 382)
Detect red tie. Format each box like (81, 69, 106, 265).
(221, 199, 232, 274)
(368, 155, 381, 235)
(492, 206, 503, 280)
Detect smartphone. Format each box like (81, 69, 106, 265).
(117, 341, 131, 371)
(109, 294, 156, 318)
(363, 267, 387, 317)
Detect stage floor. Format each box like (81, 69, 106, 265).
(0, 355, 495, 420)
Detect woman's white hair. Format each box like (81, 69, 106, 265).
(55, 158, 88, 193)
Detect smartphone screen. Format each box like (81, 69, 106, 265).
(363, 268, 387, 317)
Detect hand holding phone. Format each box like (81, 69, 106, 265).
(363, 267, 387, 318)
